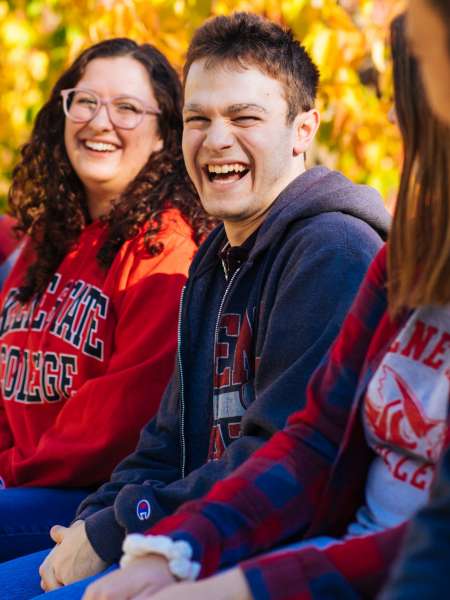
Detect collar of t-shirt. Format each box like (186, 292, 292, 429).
(219, 228, 259, 281)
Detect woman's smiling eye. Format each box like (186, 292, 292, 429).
(113, 100, 142, 114)
(117, 103, 139, 113)
(75, 96, 97, 107)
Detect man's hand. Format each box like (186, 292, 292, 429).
(82, 555, 176, 600)
(149, 569, 252, 600)
(39, 520, 107, 591)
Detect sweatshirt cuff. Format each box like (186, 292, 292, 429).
(149, 511, 224, 577)
(75, 503, 103, 523)
(84, 506, 126, 564)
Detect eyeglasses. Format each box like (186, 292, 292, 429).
(60, 88, 161, 130)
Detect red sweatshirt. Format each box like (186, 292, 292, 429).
(0, 208, 196, 488)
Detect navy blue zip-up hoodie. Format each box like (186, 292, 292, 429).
(77, 166, 390, 563)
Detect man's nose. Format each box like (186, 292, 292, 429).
(203, 119, 234, 151)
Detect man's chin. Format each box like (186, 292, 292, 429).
(199, 198, 254, 223)
(203, 208, 251, 223)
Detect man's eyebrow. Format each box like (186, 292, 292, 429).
(226, 103, 268, 114)
(183, 102, 268, 114)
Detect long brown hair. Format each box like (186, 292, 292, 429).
(9, 38, 213, 302)
(387, 14, 450, 315)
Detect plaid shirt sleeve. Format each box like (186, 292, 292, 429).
(150, 246, 389, 582)
(241, 524, 407, 599)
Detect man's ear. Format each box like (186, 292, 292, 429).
(292, 109, 320, 156)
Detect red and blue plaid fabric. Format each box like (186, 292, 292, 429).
(150, 246, 450, 598)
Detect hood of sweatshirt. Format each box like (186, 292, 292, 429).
(251, 166, 390, 257)
(190, 166, 390, 274)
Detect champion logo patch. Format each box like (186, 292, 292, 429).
(136, 499, 151, 521)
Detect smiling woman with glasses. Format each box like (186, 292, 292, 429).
(0, 37, 212, 562)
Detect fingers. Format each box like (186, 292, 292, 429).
(82, 558, 176, 600)
(132, 582, 190, 600)
(83, 581, 120, 600)
(83, 573, 147, 600)
(50, 524, 67, 543)
(39, 559, 63, 592)
(39, 547, 60, 592)
(133, 589, 167, 600)
(40, 576, 63, 593)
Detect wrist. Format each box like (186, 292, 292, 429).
(120, 534, 201, 581)
(84, 508, 125, 564)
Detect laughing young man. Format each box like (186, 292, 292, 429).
(0, 13, 389, 599)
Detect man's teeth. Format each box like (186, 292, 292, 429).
(84, 141, 117, 152)
(207, 163, 247, 174)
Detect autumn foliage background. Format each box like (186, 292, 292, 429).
(1, 0, 405, 210)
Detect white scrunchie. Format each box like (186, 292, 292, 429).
(120, 534, 201, 581)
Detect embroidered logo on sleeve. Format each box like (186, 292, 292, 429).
(136, 499, 151, 521)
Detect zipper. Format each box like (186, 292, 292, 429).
(179, 267, 241, 477)
(220, 240, 230, 281)
(177, 285, 187, 478)
(214, 267, 241, 352)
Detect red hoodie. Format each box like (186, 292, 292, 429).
(0, 208, 196, 488)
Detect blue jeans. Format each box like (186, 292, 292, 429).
(0, 549, 116, 599)
(0, 488, 89, 561)
(0, 537, 339, 599)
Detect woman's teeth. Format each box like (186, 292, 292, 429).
(84, 141, 117, 152)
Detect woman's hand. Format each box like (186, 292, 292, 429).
(82, 555, 176, 600)
(146, 568, 252, 600)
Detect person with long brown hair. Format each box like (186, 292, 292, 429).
(0, 37, 207, 562)
(79, 14, 450, 600)
(378, 1, 450, 597)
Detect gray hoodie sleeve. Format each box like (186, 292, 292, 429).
(78, 213, 383, 565)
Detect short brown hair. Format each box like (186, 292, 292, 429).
(183, 12, 319, 122)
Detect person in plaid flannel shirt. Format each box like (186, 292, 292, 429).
(83, 11, 450, 600)
(380, 1, 450, 598)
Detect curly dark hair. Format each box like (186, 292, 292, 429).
(9, 38, 214, 302)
